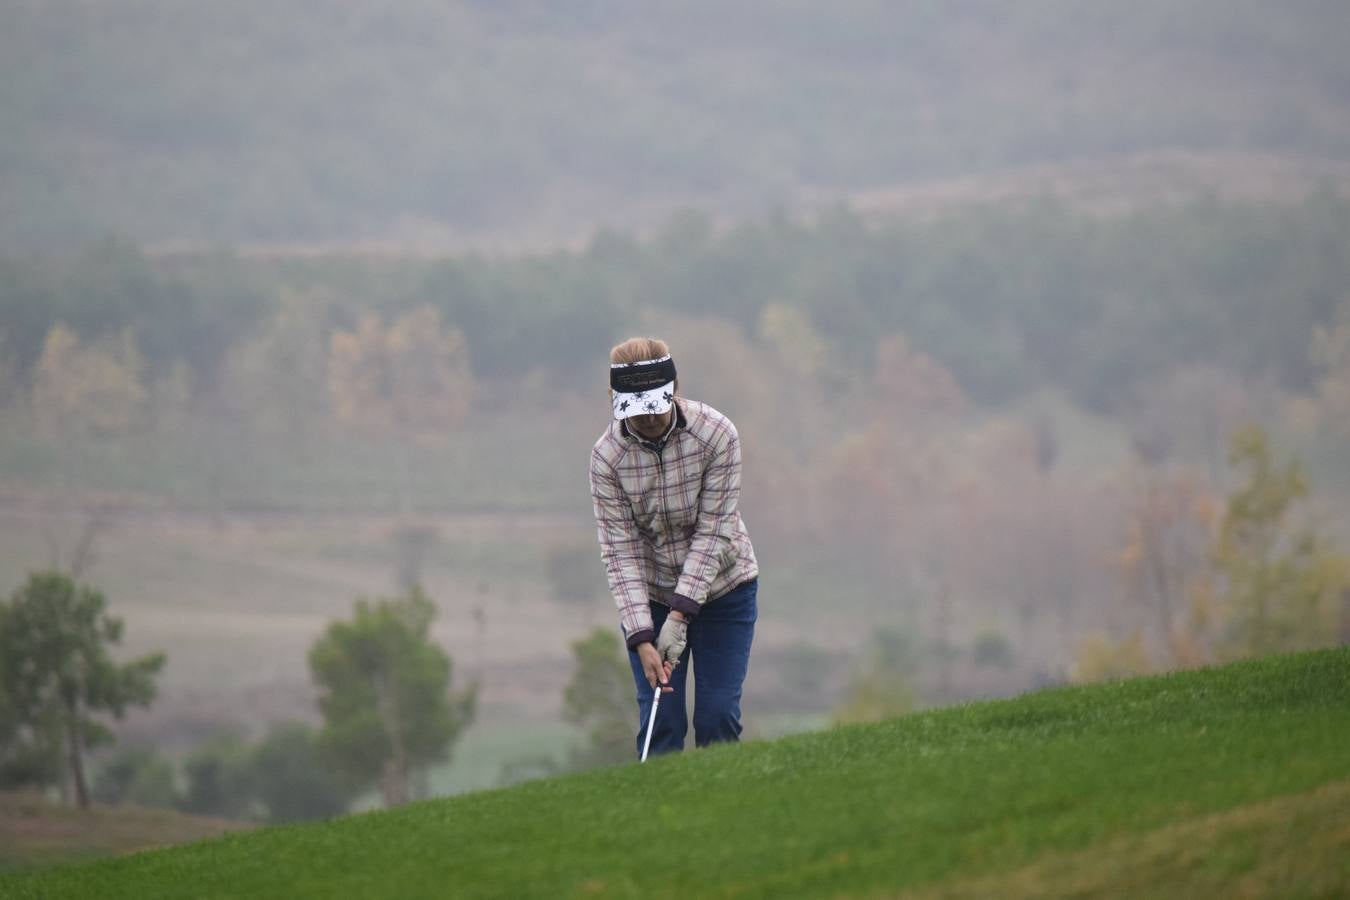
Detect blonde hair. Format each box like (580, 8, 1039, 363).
(608, 337, 678, 396)
(609, 336, 670, 365)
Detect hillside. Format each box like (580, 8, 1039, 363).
(3, 648, 1347, 899)
(3, 1, 1350, 246)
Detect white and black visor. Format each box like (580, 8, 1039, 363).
(610, 355, 677, 420)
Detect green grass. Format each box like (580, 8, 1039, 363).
(4, 648, 1348, 899)
(912, 781, 1350, 898)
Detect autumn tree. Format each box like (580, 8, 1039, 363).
(651, 315, 780, 429)
(815, 334, 972, 671)
(1214, 426, 1349, 658)
(328, 305, 473, 439)
(752, 305, 848, 533)
(562, 628, 634, 768)
(224, 288, 332, 445)
(30, 324, 147, 440)
(309, 588, 476, 808)
(814, 332, 967, 567)
(655, 314, 813, 548)
(0, 572, 165, 808)
(1113, 466, 1220, 668)
(872, 333, 967, 418)
(756, 303, 831, 384)
(328, 305, 474, 513)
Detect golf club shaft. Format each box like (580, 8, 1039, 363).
(640, 683, 662, 762)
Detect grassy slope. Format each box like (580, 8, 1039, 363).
(911, 781, 1350, 899)
(3, 648, 1348, 899)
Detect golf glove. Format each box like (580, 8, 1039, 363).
(656, 615, 688, 666)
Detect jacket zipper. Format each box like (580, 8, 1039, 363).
(654, 445, 673, 550)
(648, 440, 676, 603)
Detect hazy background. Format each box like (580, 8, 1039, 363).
(2, 0, 1349, 801)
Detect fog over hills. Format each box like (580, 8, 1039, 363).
(3, 0, 1350, 247)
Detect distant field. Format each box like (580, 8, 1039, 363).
(0, 409, 596, 515)
(0, 794, 249, 871)
(0, 504, 845, 790)
(4, 648, 1346, 898)
(842, 151, 1350, 222)
(0, 504, 608, 743)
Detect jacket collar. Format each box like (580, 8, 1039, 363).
(620, 399, 686, 452)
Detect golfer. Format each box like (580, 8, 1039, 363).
(590, 337, 759, 757)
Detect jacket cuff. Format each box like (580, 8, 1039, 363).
(669, 593, 701, 619)
(625, 628, 656, 650)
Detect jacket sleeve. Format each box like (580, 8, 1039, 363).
(674, 421, 742, 611)
(589, 449, 655, 648)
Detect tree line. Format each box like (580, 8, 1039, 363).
(3, 196, 1349, 426)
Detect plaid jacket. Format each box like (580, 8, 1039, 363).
(590, 399, 759, 648)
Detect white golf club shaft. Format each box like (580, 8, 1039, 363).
(640, 683, 662, 762)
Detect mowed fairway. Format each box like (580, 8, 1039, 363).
(4, 649, 1348, 899)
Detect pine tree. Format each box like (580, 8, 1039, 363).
(0, 572, 165, 808)
(309, 588, 475, 807)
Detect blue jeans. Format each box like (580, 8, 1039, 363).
(627, 578, 757, 758)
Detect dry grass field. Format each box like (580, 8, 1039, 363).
(0, 502, 839, 793)
(0, 791, 251, 870)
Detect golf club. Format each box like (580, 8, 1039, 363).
(640, 681, 662, 762)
